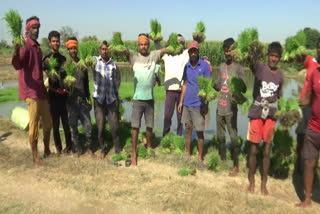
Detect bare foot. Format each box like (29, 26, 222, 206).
(261, 186, 269, 196)
(86, 149, 96, 159)
(248, 183, 255, 193)
(229, 167, 239, 177)
(296, 200, 312, 208)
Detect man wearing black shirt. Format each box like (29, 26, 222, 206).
(43, 30, 73, 154)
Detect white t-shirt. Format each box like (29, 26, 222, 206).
(162, 49, 189, 90)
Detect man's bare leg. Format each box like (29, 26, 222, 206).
(261, 142, 271, 195)
(196, 131, 204, 163)
(131, 128, 139, 166)
(146, 127, 152, 149)
(296, 159, 317, 208)
(248, 142, 258, 193)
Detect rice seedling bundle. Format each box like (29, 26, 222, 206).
(207, 152, 220, 171)
(137, 145, 151, 158)
(109, 32, 127, 56)
(111, 150, 128, 162)
(192, 21, 206, 43)
(46, 55, 59, 80)
(178, 167, 196, 176)
(160, 134, 185, 154)
(230, 75, 247, 104)
(78, 40, 99, 69)
(197, 76, 219, 103)
(63, 61, 76, 89)
(165, 33, 184, 56)
(275, 97, 302, 127)
(3, 9, 24, 47)
(282, 30, 307, 62)
(149, 19, 163, 42)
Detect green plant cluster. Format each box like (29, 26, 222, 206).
(282, 30, 307, 62)
(63, 61, 76, 89)
(149, 19, 163, 42)
(178, 167, 196, 176)
(46, 55, 59, 80)
(160, 134, 185, 154)
(192, 21, 206, 43)
(111, 150, 128, 162)
(230, 75, 247, 104)
(275, 97, 301, 127)
(197, 76, 219, 103)
(3, 10, 24, 47)
(78, 40, 100, 70)
(109, 32, 127, 55)
(165, 33, 184, 55)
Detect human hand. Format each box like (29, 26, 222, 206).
(178, 103, 183, 113)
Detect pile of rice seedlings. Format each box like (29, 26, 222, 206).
(45, 55, 59, 80)
(178, 167, 196, 176)
(109, 32, 127, 56)
(160, 133, 185, 154)
(137, 145, 151, 158)
(192, 21, 206, 43)
(63, 61, 76, 89)
(149, 19, 163, 42)
(275, 97, 302, 127)
(197, 76, 219, 103)
(78, 40, 99, 70)
(206, 152, 220, 171)
(282, 30, 307, 63)
(230, 75, 247, 104)
(164, 33, 184, 55)
(111, 150, 128, 162)
(3, 9, 24, 47)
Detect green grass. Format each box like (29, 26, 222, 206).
(0, 87, 19, 103)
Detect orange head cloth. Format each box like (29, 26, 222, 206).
(65, 40, 78, 49)
(138, 34, 149, 44)
(24, 19, 40, 38)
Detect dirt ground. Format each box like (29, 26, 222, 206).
(0, 56, 17, 82)
(0, 116, 320, 214)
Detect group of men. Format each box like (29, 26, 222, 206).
(12, 16, 320, 207)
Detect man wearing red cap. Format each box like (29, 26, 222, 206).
(12, 16, 52, 165)
(178, 41, 211, 169)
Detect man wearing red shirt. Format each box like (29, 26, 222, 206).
(295, 40, 320, 172)
(297, 65, 320, 208)
(12, 16, 52, 165)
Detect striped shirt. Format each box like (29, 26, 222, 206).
(92, 56, 120, 105)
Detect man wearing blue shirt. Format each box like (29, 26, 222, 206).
(178, 41, 211, 169)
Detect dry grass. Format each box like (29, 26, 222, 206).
(0, 116, 320, 214)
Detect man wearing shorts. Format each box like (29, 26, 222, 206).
(178, 41, 211, 169)
(296, 65, 320, 208)
(247, 42, 284, 195)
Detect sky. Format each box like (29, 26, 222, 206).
(0, 0, 319, 44)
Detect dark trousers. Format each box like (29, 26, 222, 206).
(49, 100, 73, 153)
(216, 111, 239, 166)
(67, 101, 92, 152)
(163, 90, 182, 136)
(94, 100, 121, 153)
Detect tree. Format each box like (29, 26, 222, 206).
(59, 26, 78, 45)
(81, 35, 98, 43)
(303, 27, 320, 49)
(40, 37, 51, 55)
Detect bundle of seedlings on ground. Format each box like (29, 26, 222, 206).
(109, 32, 127, 56)
(282, 30, 307, 63)
(63, 61, 76, 89)
(165, 33, 184, 56)
(231, 28, 260, 65)
(178, 167, 196, 176)
(111, 150, 128, 162)
(275, 97, 302, 128)
(160, 133, 185, 154)
(3, 9, 24, 47)
(137, 145, 151, 158)
(192, 21, 206, 43)
(45, 55, 59, 80)
(149, 19, 163, 42)
(230, 75, 247, 104)
(78, 40, 99, 69)
(270, 126, 295, 177)
(206, 152, 220, 171)
(197, 76, 219, 103)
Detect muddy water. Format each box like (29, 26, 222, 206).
(0, 78, 300, 140)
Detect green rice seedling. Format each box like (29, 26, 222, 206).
(230, 75, 247, 104)
(124, 137, 132, 148)
(149, 19, 163, 42)
(84, 56, 95, 68)
(173, 135, 185, 154)
(160, 134, 173, 153)
(165, 33, 184, 56)
(247, 40, 265, 65)
(137, 145, 151, 158)
(78, 40, 99, 69)
(178, 167, 196, 176)
(276, 97, 302, 127)
(63, 61, 76, 89)
(237, 28, 258, 54)
(46, 55, 59, 80)
(207, 152, 220, 171)
(192, 21, 206, 43)
(197, 76, 219, 103)
(109, 32, 127, 56)
(3, 10, 24, 47)
(112, 150, 128, 162)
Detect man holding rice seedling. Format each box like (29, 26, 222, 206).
(155, 34, 189, 136)
(43, 30, 73, 155)
(246, 42, 284, 195)
(11, 16, 52, 165)
(294, 39, 320, 173)
(177, 41, 211, 169)
(92, 41, 121, 160)
(124, 33, 166, 166)
(213, 38, 246, 177)
(65, 37, 94, 158)
(296, 64, 320, 208)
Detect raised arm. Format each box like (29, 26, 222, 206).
(12, 44, 28, 70)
